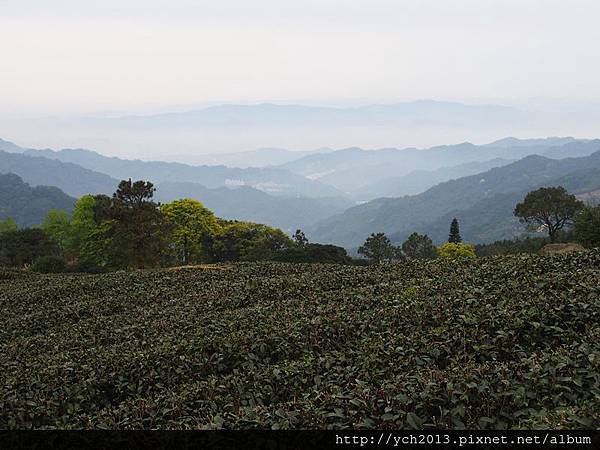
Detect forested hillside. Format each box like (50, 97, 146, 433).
(0, 173, 75, 227)
(22, 148, 342, 198)
(310, 151, 600, 247)
(0, 151, 117, 197)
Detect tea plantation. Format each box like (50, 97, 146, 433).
(1, 251, 599, 429)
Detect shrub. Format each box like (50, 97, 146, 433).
(575, 205, 600, 248)
(437, 242, 476, 259)
(31, 255, 67, 273)
(69, 259, 107, 274)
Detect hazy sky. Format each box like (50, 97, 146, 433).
(2, 0, 600, 116)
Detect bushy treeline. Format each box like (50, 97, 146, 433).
(0, 179, 355, 272)
(476, 202, 600, 257)
(357, 189, 600, 262)
(357, 219, 477, 264)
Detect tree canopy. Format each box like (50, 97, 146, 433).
(437, 242, 476, 259)
(402, 232, 437, 259)
(358, 232, 401, 263)
(514, 186, 584, 242)
(161, 199, 220, 264)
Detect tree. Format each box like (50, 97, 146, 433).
(514, 186, 584, 242)
(358, 232, 400, 263)
(0, 228, 59, 267)
(574, 205, 600, 248)
(401, 232, 437, 259)
(0, 218, 18, 234)
(41, 210, 72, 252)
(448, 218, 462, 243)
(69, 195, 97, 254)
(110, 180, 168, 268)
(437, 242, 476, 259)
(207, 221, 293, 262)
(292, 229, 309, 247)
(269, 243, 353, 264)
(161, 199, 220, 264)
(114, 179, 156, 208)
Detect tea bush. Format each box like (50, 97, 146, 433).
(1, 251, 599, 429)
(30, 255, 67, 274)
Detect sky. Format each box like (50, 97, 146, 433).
(2, 0, 600, 116)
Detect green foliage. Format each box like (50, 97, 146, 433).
(0, 228, 59, 267)
(41, 209, 72, 251)
(69, 259, 107, 274)
(208, 221, 293, 262)
(1, 251, 599, 429)
(99, 180, 170, 269)
(268, 243, 354, 264)
(475, 231, 574, 257)
(358, 232, 402, 263)
(402, 232, 437, 259)
(448, 217, 462, 243)
(69, 195, 97, 252)
(437, 242, 477, 259)
(514, 186, 585, 242)
(0, 217, 18, 234)
(574, 205, 600, 249)
(161, 199, 220, 264)
(31, 255, 67, 273)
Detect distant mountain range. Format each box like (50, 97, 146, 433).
(155, 182, 352, 232)
(8, 100, 600, 158)
(19, 148, 342, 198)
(0, 173, 75, 227)
(165, 147, 334, 168)
(2, 135, 600, 243)
(0, 150, 117, 197)
(0, 143, 350, 231)
(308, 150, 600, 247)
(279, 138, 600, 198)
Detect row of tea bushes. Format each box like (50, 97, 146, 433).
(0, 251, 599, 429)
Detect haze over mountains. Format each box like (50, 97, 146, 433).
(309, 150, 600, 248)
(1, 135, 599, 243)
(5, 100, 600, 160)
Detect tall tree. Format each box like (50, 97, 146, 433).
(402, 232, 437, 259)
(514, 186, 584, 242)
(161, 199, 220, 264)
(358, 232, 400, 263)
(110, 179, 168, 268)
(448, 218, 462, 243)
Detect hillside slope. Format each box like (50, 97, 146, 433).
(1, 251, 598, 429)
(0, 173, 75, 227)
(22, 147, 342, 198)
(279, 139, 600, 195)
(155, 182, 353, 232)
(0, 150, 117, 198)
(0, 149, 351, 233)
(310, 151, 600, 247)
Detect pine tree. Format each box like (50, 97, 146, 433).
(448, 217, 462, 243)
